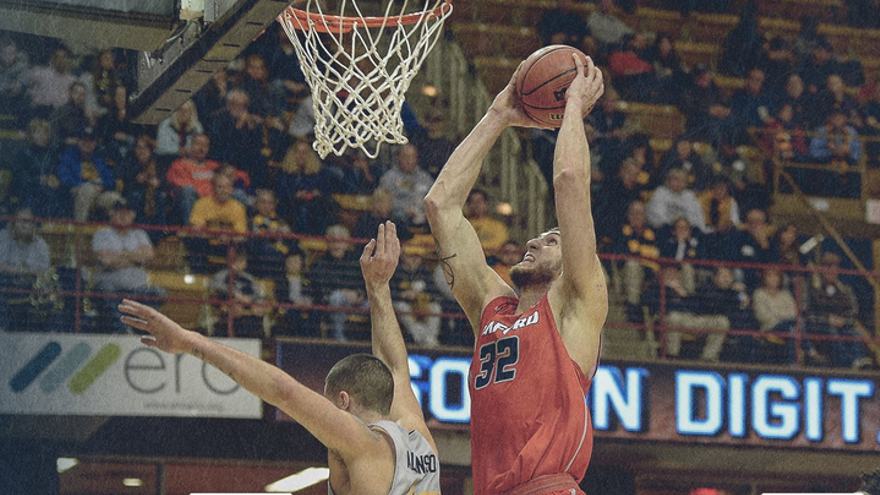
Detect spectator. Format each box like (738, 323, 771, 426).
(247, 189, 293, 279)
(608, 33, 654, 102)
(0, 38, 31, 124)
(0, 207, 51, 332)
(657, 135, 711, 191)
(166, 133, 221, 224)
(699, 177, 741, 235)
(275, 138, 336, 234)
(352, 187, 412, 242)
(771, 222, 808, 269)
(378, 144, 434, 231)
(234, 53, 283, 120)
(751, 268, 798, 364)
(797, 38, 841, 95)
(465, 188, 509, 256)
(488, 240, 524, 287)
(587, 0, 635, 52)
(725, 208, 774, 289)
(646, 265, 729, 361)
(186, 173, 248, 273)
(719, 1, 763, 77)
(257, 23, 309, 113)
(731, 67, 774, 132)
(681, 65, 738, 148)
(307, 224, 367, 341)
(207, 88, 270, 188)
(119, 135, 168, 229)
(762, 103, 809, 162)
(411, 108, 457, 178)
(9, 118, 67, 219)
(699, 266, 753, 362)
(594, 158, 649, 243)
(646, 168, 708, 233)
(779, 73, 818, 129)
(391, 244, 443, 347)
(26, 45, 77, 118)
(155, 100, 204, 164)
(815, 74, 859, 128)
(658, 217, 702, 293)
(613, 199, 659, 321)
(96, 85, 145, 168)
(804, 252, 872, 369)
(590, 89, 632, 168)
(82, 49, 123, 115)
(193, 68, 230, 121)
(537, 0, 591, 49)
(330, 149, 381, 195)
(758, 37, 795, 102)
(92, 199, 167, 333)
(50, 81, 92, 145)
(209, 248, 268, 339)
(705, 142, 769, 214)
(215, 162, 252, 207)
(272, 249, 319, 338)
(808, 110, 862, 198)
(810, 109, 862, 164)
(57, 127, 118, 221)
(648, 33, 687, 105)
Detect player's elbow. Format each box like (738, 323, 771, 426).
(553, 167, 589, 192)
(424, 193, 446, 227)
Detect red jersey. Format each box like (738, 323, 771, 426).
(469, 294, 593, 495)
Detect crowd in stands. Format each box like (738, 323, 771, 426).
(0, 0, 877, 369)
(535, 0, 877, 368)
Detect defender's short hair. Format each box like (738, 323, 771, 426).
(325, 354, 394, 415)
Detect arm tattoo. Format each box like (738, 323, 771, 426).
(191, 347, 238, 384)
(430, 240, 458, 290)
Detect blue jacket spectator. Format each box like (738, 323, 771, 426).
(57, 128, 118, 221)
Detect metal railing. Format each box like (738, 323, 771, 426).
(3, 216, 879, 370)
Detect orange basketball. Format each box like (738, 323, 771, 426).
(515, 45, 590, 128)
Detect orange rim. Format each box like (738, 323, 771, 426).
(280, 1, 452, 34)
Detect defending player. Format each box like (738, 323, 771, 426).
(424, 55, 607, 494)
(118, 221, 440, 495)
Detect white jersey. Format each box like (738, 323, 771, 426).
(328, 419, 441, 495)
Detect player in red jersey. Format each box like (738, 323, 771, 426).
(425, 55, 607, 495)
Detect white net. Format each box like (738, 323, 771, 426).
(278, 0, 452, 159)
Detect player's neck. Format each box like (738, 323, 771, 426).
(516, 285, 551, 312)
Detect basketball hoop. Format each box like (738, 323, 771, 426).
(278, 0, 453, 159)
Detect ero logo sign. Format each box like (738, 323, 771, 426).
(9, 341, 240, 396)
(10, 341, 121, 395)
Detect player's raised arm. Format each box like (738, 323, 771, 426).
(360, 222, 437, 453)
(547, 54, 609, 374)
(424, 66, 541, 329)
(118, 300, 381, 460)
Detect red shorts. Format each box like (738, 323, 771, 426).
(500, 474, 585, 495)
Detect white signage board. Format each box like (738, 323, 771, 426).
(0, 333, 262, 418)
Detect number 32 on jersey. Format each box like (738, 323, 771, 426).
(474, 336, 520, 389)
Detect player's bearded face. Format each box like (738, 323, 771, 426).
(509, 254, 562, 289)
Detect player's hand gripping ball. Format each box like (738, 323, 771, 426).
(515, 45, 593, 128)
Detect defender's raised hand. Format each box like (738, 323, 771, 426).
(119, 299, 195, 355)
(360, 221, 401, 287)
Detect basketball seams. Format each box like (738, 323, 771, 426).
(517, 45, 572, 96)
(515, 44, 589, 127)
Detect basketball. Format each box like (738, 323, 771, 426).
(515, 45, 591, 128)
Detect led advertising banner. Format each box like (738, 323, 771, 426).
(276, 341, 880, 452)
(0, 333, 262, 418)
